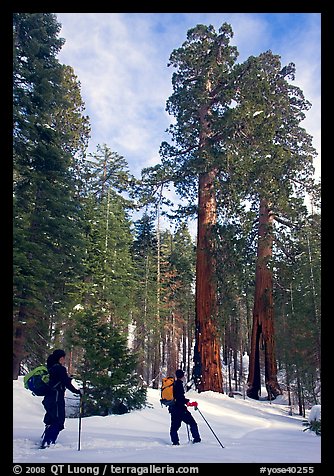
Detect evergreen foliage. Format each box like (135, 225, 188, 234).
(157, 23, 239, 216)
(303, 419, 321, 436)
(13, 13, 90, 373)
(71, 309, 146, 416)
(78, 145, 136, 327)
(274, 207, 321, 405)
(159, 225, 196, 376)
(130, 212, 159, 382)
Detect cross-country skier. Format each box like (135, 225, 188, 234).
(40, 349, 81, 448)
(169, 369, 201, 445)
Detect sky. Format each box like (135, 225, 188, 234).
(55, 12, 321, 185)
(13, 376, 321, 468)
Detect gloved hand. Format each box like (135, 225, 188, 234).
(186, 401, 198, 407)
(75, 388, 83, 396)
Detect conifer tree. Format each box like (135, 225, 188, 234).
(13, 13, 90, 376)
(71, 144, 136, 328)
(274, 204, 321, 407)
(71, 308, 146, 416)
(229, 52, 317, 399)
(154, 23, 239, 393)
(131, 212, 158, 383)
(166, 224, 196, 377)
(64, 145, 144, 409)
(214, 220, 255, 393)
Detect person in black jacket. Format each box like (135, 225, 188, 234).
(169, 369, 201, 445)
(40, 349, 81, 448)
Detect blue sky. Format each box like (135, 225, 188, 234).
(55, 12, 321, 192)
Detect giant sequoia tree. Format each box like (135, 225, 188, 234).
(155, 24, 240, 392)
(229, 52, 317, 399)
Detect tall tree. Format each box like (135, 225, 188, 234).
(131, 212, 158, 384)
(63, 144, 137, 384)
(154, 23, 239, 392)
(13, 13, 90, 376)
(229, 52, 317, 399)
(78, 144, 136, 326)
(214, 220, 255, 393)
(248, 198, 279, 399)
(274, 202, 321, 408)
(167, 224, 196, 378)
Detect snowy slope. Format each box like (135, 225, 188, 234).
(13, 377, 320, 464)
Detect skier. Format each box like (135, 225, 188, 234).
(169, 369, 201, 445)
(40, 349, 81, 448)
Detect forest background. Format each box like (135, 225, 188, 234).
(13, 13, 321, 418)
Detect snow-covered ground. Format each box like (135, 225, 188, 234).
(13, 377, 321, 464)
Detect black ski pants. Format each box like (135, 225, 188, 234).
(42, 389, 65, 444)
(169, 406, 200, 444)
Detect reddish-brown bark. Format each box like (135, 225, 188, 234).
(195, 169, 223, 393)
(193, 77, 224, 393)
(247, 198, 282, 400)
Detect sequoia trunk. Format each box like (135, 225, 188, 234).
(194, 169, 223, 393)
(247, 198, 282, 400)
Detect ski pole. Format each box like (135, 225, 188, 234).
(186, 424, 190, 442)
(78, 393, 83, 451)
(195, 406, 224, 449)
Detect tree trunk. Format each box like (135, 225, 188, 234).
(13, 302, 27, 379)
(134, 321, 146, 380)
(166, 313, 178, 375)
(247, 198, 282, 400)
(152, 208, 161, 389)
(186, 310, 193, 382)
(151, 338, 160, 389)
(194, 169, 223, 393)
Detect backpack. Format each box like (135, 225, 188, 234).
(160, 376, 175, 407)
(24, 365, 50, 396)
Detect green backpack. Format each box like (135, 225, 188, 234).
(24, 365, 50, 396)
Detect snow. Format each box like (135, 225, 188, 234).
(13, 377, 321, 464)
(308, 405, 321, 423)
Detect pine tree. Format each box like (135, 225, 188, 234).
(214, 220, 255, 393)
(71, 308, 146, 416)
(274, 204, 321, 408)
(63, 145, 145, 411)
(13, 13, 90, 376)
(166, 224, 196, 377)
(131, 212, 158, 384)
(70, 144, 136, 328)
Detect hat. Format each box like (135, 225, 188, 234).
(52, 349, 66, 361)
(175, 369, 184, 378)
